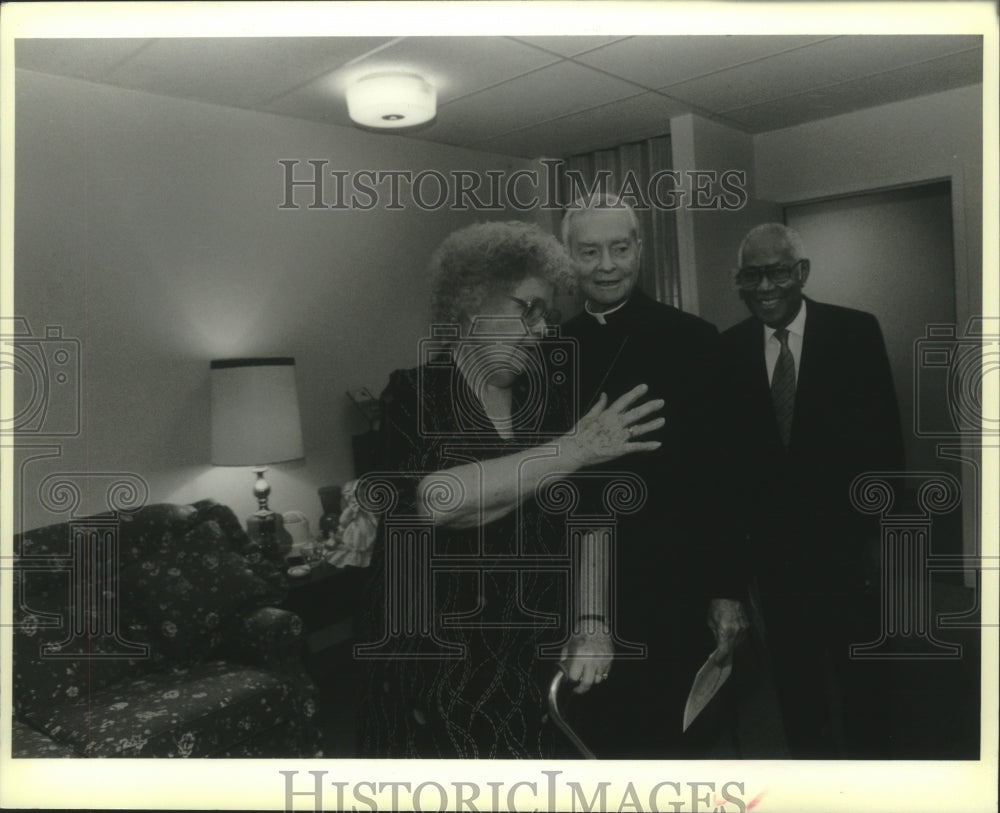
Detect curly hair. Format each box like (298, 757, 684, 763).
(429, 221, 574, 324)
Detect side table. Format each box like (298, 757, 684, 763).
(281, 560, 370, 756)
(281, 561, 367, 656)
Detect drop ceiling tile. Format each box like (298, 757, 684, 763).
(722, 49, 984, 133)
(15, 39, 155, 80)
(427, 60, 648, 146)
(100, 37, 391, 109)
(261, 35, 562, 126)
(256, 85, 356, 128)
(663, 35, 984, 113)
(13, 34, 987, 160)
(509, 35, 632, 58)
(575, 35, 833, 88)
(342, 37, 563, 103)
(472, 91, 688, 158)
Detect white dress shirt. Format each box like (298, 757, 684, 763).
(764, 299, 807, 388)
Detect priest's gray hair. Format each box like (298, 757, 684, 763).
(560, 193, 641, 248)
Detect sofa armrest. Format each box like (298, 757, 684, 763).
(219, 606, 307, 671)
(11, 717, 79, 758)
(219, 605, 324, 756)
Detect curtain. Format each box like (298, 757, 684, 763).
(558, 135, 681, 309)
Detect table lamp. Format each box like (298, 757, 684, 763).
(210, 357, 304, 555)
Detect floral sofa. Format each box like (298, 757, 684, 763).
(11, 498, 323, 758)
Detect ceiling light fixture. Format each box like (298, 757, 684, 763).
(345, 72, 436, 129)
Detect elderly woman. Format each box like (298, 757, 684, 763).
(356, 221, 663, 758)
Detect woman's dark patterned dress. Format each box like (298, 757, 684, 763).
(356, 362, 573, 758)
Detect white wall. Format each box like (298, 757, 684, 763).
(671, 86, 982, 333)
(13, 69, 547, 531)
(754, 85, 983, 323)
(670, 113, 783, 331)
(786, 183, 957, 478)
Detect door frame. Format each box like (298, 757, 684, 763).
(779, 171, 980, 586)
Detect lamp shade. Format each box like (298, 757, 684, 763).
(210, 358, 304, 466)
(346, 72, 436, 129)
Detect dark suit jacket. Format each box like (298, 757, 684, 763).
(717, 297, 905, 597)
(561, 290, 737, 648)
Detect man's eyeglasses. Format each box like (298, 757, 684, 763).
(734, 259, 806, 290)
(508, 296, 561, 326)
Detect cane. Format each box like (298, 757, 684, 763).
(547, 664, 597, 759)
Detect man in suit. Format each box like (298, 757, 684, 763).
(717, 222, 905, 758)
(558, 195, 747, 757)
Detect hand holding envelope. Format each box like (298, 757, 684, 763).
(707, 597, 749, 659)
(683, 599, 750, 732)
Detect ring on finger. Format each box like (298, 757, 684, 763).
(626, 425, 634, 436)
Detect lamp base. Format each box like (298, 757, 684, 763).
(246, 510, 292, 559)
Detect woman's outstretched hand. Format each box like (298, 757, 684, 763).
(561, 383, 665, 469)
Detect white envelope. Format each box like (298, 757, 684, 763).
(682, 648, 732, 732)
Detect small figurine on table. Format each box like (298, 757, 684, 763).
(323, 480, 377, 569)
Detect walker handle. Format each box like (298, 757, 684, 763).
(547, 665, 597, 759)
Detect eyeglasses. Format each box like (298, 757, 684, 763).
(508, 295, 561, 326)
(734, 259, 806, 290)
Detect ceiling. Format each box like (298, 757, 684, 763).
(15, 35, 983, 159)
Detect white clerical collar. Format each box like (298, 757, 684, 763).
(585, 297, 629, 325)
(765, 298, 807, 342)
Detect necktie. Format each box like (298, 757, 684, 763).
(771, 328, 795, 448)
